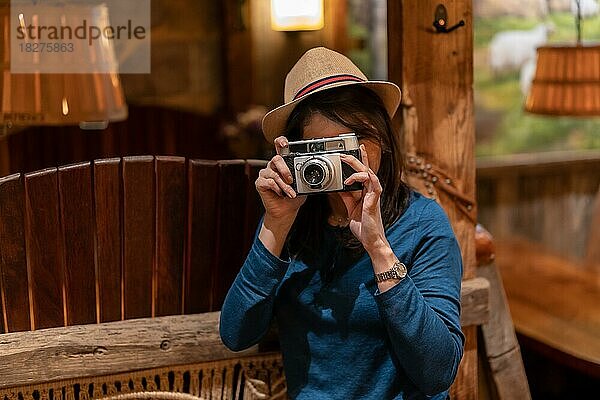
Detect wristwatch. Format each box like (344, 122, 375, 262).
(375, 260, 407, 283)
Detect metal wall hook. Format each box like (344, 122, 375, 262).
(433, 4, 465, 33)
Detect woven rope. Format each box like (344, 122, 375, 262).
(99, 392, 204, 400)
(0, 353, 286, 400)
(405, 153, 477, 224)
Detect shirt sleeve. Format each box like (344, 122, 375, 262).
(374, 200, 465, 396)
(219, 230, 290, 351)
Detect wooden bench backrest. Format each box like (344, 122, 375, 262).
(0, 156, 265, 333)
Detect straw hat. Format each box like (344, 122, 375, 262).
(261, 47, 401, 143)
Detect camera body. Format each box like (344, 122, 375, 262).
(280, 133, 363, 195)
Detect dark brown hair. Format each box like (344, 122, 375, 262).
(283, 85, 411, 264)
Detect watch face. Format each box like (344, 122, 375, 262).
(394, 263, 407, 278)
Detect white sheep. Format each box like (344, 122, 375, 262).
(571, 0, 600, 18)
(489, 23, 555, 74)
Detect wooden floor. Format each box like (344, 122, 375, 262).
(495, 238, 600, 378)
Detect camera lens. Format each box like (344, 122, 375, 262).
(303, 163, 325, 186)
(298, 156, 334, 191)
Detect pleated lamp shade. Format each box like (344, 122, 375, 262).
(525, 45, 600, 116)
(0, 5, 127, 129)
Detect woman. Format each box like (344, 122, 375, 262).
(220, 47, 464, 400)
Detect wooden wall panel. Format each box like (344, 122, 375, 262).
(94, 158, 123, 322)
(3, 106, 231, 177)
(221, 0, 253, 114)
(24, 168, 65, 329)
(0, 174, 31, 332)
(155, 156, 186, 316)
(212, 161, 247, 309)
(250, 0, 348, 109)
(388, 1, 477, 398)
(58, 162, 97, 326)
(185, 160, 220, 313)
(122, 156, 155, 319)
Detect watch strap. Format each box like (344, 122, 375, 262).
(375, 260, 407, 283)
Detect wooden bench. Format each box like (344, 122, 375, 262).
(0, 156, 488, 399)
(494, 186, 600, 378)
(0, 156, 288, 399)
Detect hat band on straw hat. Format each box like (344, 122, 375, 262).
(293, 74, 365, 100)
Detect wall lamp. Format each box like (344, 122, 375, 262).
(271, 0, 324, 32)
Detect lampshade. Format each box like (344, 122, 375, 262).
(0, 4, 127, 130)
(525, 45, 600, 116)
(271, 0, 324, 31)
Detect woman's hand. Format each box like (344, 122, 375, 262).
(340, 144, 388, 253)
(256, 136, 306, 257)
(342, 145, 400, 292)
(256, 136, 306, 219)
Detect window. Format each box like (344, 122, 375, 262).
(474, 2, 600, 156)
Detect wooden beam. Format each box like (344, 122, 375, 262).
(0, 312, 257, 389)
(388, 1, 477, 398)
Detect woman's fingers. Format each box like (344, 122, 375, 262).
(367, 169, 383, 195)
(259, 135, 304, 203)
(256, 176, 284, 197)
(341, 148, 380, 194)
(340, 152, 368, 172)
(344, 170, 382, 194)
(268, 155, 294, 184)
(258, 167, 296, 198)
(343, 171, 369, 186)
(274, 136, 289, 155)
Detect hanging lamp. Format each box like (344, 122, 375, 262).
(0, 3, 127, 133)
(525, 0, 600, 116)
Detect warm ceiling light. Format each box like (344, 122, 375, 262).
(0, 4, 127, 133)
(271, 0, 324, 32)
(525, 0, 600, 116)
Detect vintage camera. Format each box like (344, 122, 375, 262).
(280, 133, 363, 195)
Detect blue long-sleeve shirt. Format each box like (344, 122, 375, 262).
(220, 191, 465, 399)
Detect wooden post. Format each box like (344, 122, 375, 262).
(388, 1, 477, 399)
